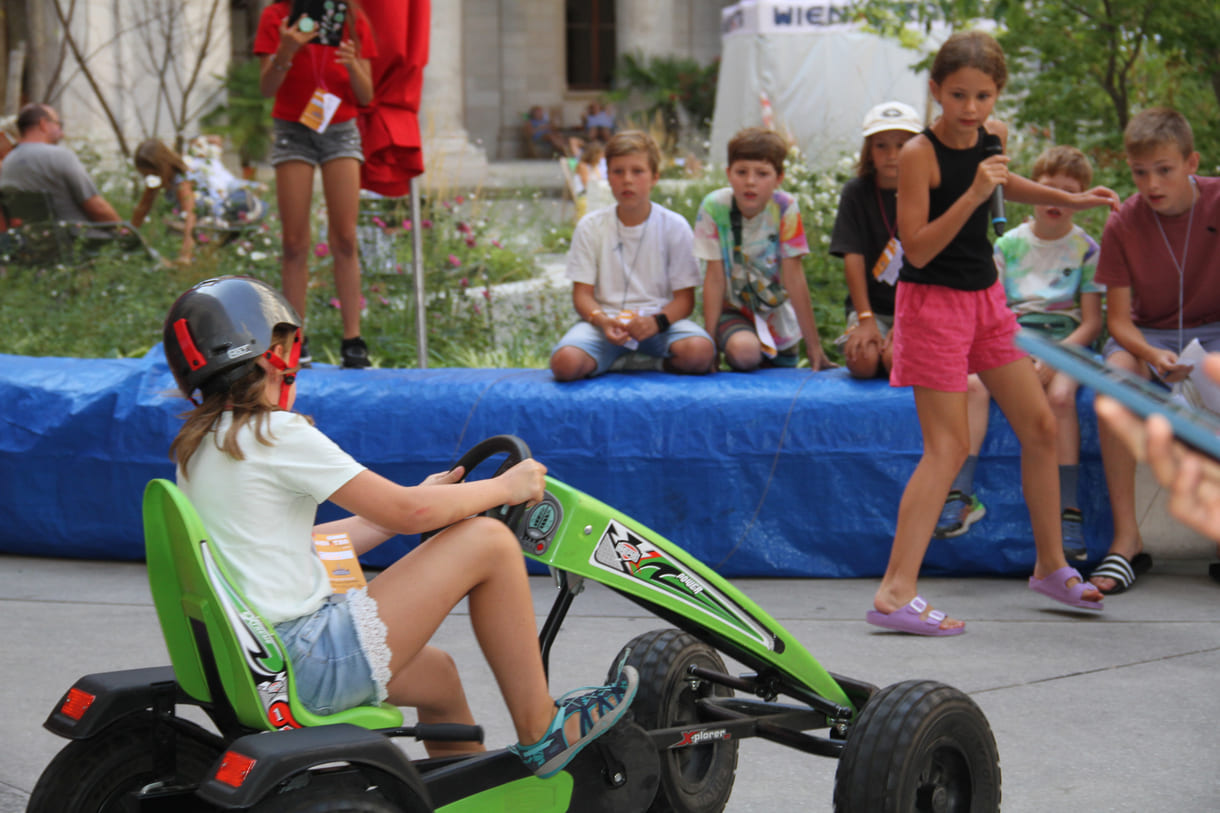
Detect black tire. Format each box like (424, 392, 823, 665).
(26, 711, 222, 813)
(833, 680, 1001, 813)
(610, 628, 739, 813)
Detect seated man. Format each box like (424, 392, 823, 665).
(0, 104, 123, 226)
(524, 105, 572, 158)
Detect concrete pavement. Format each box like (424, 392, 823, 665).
(2, 546, 1217, 812)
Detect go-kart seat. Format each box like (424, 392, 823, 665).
(143, 478, 403, 733)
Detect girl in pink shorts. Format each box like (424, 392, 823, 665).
(867, 31, 1119, 635)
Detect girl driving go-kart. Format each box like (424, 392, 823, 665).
(162, 275, 635, 777)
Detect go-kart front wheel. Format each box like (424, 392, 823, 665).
(611, 629, 738, 813)
(26, 711, 222, 813)
(833, 680, 1000, 813)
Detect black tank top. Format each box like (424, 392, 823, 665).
(899, 127, 996, 291)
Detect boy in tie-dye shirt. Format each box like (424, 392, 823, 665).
(694, 127, 834, 371)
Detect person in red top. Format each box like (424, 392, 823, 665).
(1089, 107, 1220, 594)
(255, 1, 377, 369)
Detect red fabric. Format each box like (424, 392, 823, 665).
(254, 1, 380, 125)
(357, 0, 430, 195)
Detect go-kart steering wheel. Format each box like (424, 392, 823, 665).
(423, 435, 533, 540)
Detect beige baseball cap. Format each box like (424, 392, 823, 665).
(861, 102, 923, 137)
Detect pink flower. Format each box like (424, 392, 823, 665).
(482, 288, 491, 300)
(455, 195, 465, 204)
(372, 216, 386, 229)
(459, 277, 469, 287)
(401, 219, 413, 231)
(197, 232, 211, 244)
(395, 263, 404, 273)
(329, 298, 342, 309)
(422, 219, 433, 229)
(314, 243, 329, 258)
(465, 236, 477, 248)
(378, 295, 389, 306)
(456, 221, 472, 234)
(491, 239, 502, 249)
(448, 254, 461, 267)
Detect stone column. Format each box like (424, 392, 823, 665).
(616, 0, 680, 58)
(420, 0, 488, 187)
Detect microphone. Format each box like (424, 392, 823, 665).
(981, 133, 1006, 236)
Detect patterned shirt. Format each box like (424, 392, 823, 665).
(693, 187, 810, 349)
(994, 221, 1102, 322)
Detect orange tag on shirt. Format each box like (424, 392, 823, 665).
(872, 236, 904, 285)
(312, 531, 367, 593)
(299, 88, 341, 133)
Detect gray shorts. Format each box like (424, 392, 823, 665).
(270, 118, 363, 167)
(1102, 323, 1220, 376)
(551, 318, 713, 377)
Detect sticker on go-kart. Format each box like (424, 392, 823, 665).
(669, 727, 732, 750)
(590, 520, 776, 649)
(202, 541, 298, 729)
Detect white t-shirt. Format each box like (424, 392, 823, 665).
(565, 202, 701, 316)
(178, 411, 366, 625)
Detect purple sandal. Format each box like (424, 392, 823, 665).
(1028, 566, 1104, 611)
(866, 595, 965, 636)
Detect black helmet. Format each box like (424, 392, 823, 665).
(164, 276, 301, 399)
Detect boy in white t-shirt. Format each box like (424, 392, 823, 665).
(549, 131, 715, 381)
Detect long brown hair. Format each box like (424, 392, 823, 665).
(170, 328, 302, 476)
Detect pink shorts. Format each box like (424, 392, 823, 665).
(890, 280, 1023, 392)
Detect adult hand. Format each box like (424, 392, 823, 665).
(1095, 392, 1220, 543)
(499, 459, 547, 507)
(336, 39, 361, 70)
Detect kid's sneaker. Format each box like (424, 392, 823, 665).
(934, 491, 986, 539)
(340, 336, 371, 369)
(1061, 508, 1087, 560)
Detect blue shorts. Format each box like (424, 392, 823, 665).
(270, 118, 363, 167)
(551, 318, 713, 377)
(274, 590, 389, 715)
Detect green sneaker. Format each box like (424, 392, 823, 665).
(934, 491, 986, 539)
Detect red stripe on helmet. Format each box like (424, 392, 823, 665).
(172, 318, 208, 371)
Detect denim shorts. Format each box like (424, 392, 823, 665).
(270, 118, 363, 167)
(274, 589, 390, 715)
(551, 318, 713, 377)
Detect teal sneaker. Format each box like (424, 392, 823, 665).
(934, 491, 986, 539)
(509, 664, 638, 778)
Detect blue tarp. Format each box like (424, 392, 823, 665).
(0, 350, 1111, 577)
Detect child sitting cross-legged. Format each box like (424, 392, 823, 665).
(550, 130, 716, 380)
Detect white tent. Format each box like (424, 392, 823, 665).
(709, 1, 944, 168)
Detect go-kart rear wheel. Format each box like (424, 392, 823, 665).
(610, 628, 738, 813)
(26, 711, 222, 813)
(833, 680, 1000, 813)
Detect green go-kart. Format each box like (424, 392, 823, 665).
(28, 435, 1000, 812)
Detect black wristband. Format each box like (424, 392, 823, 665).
(654, 313, 671, 332)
